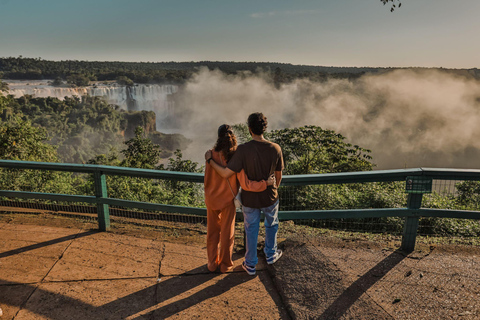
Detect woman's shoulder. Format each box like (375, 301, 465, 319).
(212, 149, 227, 165)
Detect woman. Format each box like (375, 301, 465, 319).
(204, 124, 274, 273)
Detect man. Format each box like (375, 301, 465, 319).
(205, 112, 284, 275)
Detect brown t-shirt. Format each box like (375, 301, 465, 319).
(227, 139, 283, 208)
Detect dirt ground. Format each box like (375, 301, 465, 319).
(1, 212, 480, 319)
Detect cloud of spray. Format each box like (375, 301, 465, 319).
(170, 68, 480, 170)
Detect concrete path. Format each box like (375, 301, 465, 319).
(0, 222, 289, 319)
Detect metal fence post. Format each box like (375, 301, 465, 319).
(401, 193, 423, 252)
(94, 171, 110, 231)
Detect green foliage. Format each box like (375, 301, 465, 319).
(0, 80, 9, 92)
(232, 124, 374, 174)
(86, 136, 203, 207)
(0, 117, 58, 162)
(0, 118, 84, 195)
(86, 148, 121, 166)
(66, 74, 91, 87)
(156, 150, 204, 206)
(418, 218, 480, 238)
(269, 125, 374, 174)
(281, 182, 405, 211)
(232, 123, 251, 144)
(149, 131, 191, 158)
(0, 94, 11, 114)
(454, 181, 480, 209)
(2, 57, 479, 87)
(50, 77, 64, 87)
(0, 94, 187, 163)
(0, 56, 385, 85)
(121, 127, 161, 169)
(116, 76, 134, 86)
(160, 150, 202, 173)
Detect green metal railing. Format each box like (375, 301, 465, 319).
(1, 160, 480, 252)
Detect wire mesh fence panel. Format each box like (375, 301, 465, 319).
(0, 168, 93, 195)
(107, 205, 207, 227)
(105, 176, 205, 207)
(280, 182, 407, 211)
(108, 205, 207, 225)
(417, 178, 480, 243)
(279, 182, 408, 235)
(0, 167, 97, 224)
(102, 175, 206, 225)
(294, 217, 406, 235)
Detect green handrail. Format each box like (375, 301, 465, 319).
(1, 160, 480, 252)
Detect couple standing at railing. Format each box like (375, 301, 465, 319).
(204, 112, 284, 276)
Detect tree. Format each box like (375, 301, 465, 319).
(231, 124, 374, 174)
(0, 117, 58, 162)
(0, 80, 9, 92)
(160, 150, 202, 173)
(232, 123, 251, 144)
(66, 74, 90, 87)
(268, 125, 374, 175)
(0, 117, 82, 195)
(121, 126, 161, 169)
(156, 149, 204, 206)
(116, 76, 134, 86)
(51, 77, 64, 87)
(87, 148, 121, 166)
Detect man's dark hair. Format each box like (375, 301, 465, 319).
(247, 112, 268, 135)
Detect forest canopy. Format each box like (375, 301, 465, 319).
(0, 56, 390, 85)
(2, 57, 478, 87)
(0, 93, 189, 163)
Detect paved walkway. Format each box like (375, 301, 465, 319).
(3, 219, 480, 319)
(0, 222, 289, 319)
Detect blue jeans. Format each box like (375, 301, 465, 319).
(242, 200, 279, 267)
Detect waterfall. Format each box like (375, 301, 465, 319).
(5, 80, 178, 129)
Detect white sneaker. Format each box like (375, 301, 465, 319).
(266, 249, 283, 265)
(242, 261, 256, 275)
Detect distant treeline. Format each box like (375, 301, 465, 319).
(2, 57, 479, 86)
(0, 56, 453, 85)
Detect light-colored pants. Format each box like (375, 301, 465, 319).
(242, 200, 279, 267)
(206, 202, 236, 273)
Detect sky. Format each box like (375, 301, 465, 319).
(0, 0, 479, 68)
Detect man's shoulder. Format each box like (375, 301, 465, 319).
(237, 140, 256, 151)
(235, 142, 249, 153)
(268, 141, 282, 151)
(237, 140, 282, 155)
(262, 140, 282, 153)
(242, 139, 281, 148)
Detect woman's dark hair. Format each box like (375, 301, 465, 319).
(214, 124, 237, 162)
(247, 112, 268, 135)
